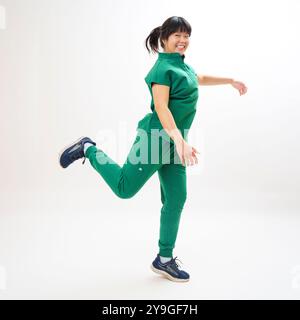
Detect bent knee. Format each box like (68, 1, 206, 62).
(116, 189, 137, 199)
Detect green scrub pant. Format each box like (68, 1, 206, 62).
(85, 130, 187, 257)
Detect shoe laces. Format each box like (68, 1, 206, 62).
(69, 145, 86, 165)
(170, 256, 184, 269)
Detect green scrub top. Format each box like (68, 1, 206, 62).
(137, 52, 199, 142)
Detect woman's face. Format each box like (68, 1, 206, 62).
(162, 31, 190, 55)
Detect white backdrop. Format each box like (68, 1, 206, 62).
(0, 0, 300, 299)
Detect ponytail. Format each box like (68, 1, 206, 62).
(145, 26, 161, 54)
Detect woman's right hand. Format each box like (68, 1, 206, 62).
(175, 139, 200, 166)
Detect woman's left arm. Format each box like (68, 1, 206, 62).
(197, 74, 248, 95)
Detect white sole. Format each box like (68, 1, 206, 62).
(150, 264, 189, 283)
(58, 136, 85, 169)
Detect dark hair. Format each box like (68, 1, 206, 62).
(145, 16, 192, 54)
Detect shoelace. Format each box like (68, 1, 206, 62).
(70, 148, 86, 165)
(170, 256, 184, 269)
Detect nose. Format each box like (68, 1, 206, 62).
(178, 36, 188, 43)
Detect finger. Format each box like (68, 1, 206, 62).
(191, 155, 196, 166)
(192, 147, 200, 154)
(186, 157, 191, 166)
(193, 154, 198, 165)
(193, 153, 198, 164)
(192, 154, 197, 165)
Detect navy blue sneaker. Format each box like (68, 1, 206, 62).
(151, 254, 190, 282)
(59, 136, 96, 168)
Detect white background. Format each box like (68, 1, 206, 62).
(0, 0, 300, 299)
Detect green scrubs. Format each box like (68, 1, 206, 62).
(138, 52, 199, 142)
(85, 52, 199, 257)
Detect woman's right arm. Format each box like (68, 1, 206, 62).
(152, 83, 199, 166)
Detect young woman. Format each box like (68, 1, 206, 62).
(59, 16, 247, 283)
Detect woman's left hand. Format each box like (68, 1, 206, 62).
(231, 80, 248, 96)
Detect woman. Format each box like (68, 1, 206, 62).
(59, 16, 247, 283)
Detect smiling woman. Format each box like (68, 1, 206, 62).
(163, 31, 190, 53)
(145, 16, 192, 54)
(59, 15, 247, 284)
(143, 16, 199, 164)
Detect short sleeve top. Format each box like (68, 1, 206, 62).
(137, 52, 199, 142)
